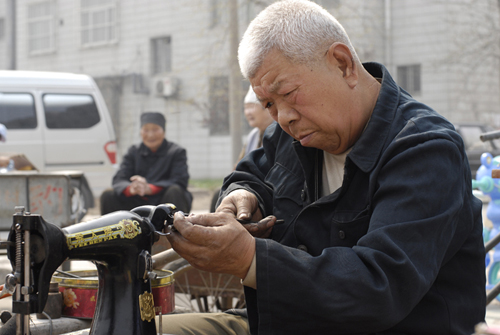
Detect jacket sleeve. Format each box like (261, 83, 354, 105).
(225, 127, 484, 334)
(219, 123, 281, 215)
(150, 145, 190, 190)
(111, 145, 137, 195)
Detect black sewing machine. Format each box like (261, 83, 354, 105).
(3, 203, 178, 335)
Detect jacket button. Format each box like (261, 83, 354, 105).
(338, 230, 346, 239)
(301, 189, 305, 201)
(297, 244, 308, 252)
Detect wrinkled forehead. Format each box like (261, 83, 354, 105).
(249, 50, 289, 91)
(248, 47, 289, 75)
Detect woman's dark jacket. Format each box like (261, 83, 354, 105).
(112, 139, 191, 204)
(221, 62, 486, 335)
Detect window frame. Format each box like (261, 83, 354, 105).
(80, 0, 119, 48)
(151, 36, 172, 75)
(27, 0, 56, 55)
(0, 17, 5, 40)
(397, 64, 422, 96)
(208, 76, 229, 136)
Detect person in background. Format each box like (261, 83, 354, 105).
(100, 111, 192, 214)
(238, 86, 275, 161)
(0, 123, 7, 143)
(209, 86, 274, 212)
(162, 1, 485, 334)
(0, 123, 14, 172)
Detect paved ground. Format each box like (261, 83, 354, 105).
(0, 189, 500, 331)
(487, 302, 500, 326)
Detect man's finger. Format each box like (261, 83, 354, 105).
(166, 228, 206, 261)
(240, 216, 277, 238)
(216, 189, 260, 221)
(171, 212, 217, 244)
(186, 213, 229, 227)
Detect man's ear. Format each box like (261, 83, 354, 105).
(326, 42, 358, 88)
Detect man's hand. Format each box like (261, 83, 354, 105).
(216, 189, 278, 237)
(166, 212, 255, 279)
(129, 175, 152, 196)
(238, 216, 279, 238)
(216, 189, 263, 222)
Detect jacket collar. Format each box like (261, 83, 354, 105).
(293, 63, 400, 174)
(348, 62, 400, 173)
(139, 139, 168, 156)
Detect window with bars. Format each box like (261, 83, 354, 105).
(80, 0, 117, 47)
(209, 76, 229, 135)
(314, 0, 341, 8)
(209, 0, 221, 28)
(151, 36, 172, 75)
(0, 18, 5, 40)
(27, 1, 55, 54)
(207, 78, 249, 136)
(397, 64, 421, 96)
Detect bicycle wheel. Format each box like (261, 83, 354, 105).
(167, 258, 245, 313)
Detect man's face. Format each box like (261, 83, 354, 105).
(250, 49, 359, 155)
(244, 102, 274, 131)
(141, 123, 165, 152)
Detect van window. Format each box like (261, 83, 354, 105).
(0, 92, 37, 129)
(43, 94, 101, 129)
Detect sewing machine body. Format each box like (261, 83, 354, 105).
(5, 204, 176, 335)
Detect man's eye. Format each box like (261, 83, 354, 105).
(265, 102, 274, 109)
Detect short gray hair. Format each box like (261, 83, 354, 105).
(238, 0, 360, 79)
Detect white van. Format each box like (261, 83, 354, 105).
(0, 70, 117, 215)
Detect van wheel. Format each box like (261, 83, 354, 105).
(70, 179, 92, 222)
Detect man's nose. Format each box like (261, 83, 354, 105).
(277, 102, 299, 126)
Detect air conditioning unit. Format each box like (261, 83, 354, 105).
(154, 76, 179, 98)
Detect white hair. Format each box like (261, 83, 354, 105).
(238, 0, 360, 79)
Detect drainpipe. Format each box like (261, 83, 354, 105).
(384, 0, 392, 74)
(6, 0, 16, 70)
(228, 0, 243, 166)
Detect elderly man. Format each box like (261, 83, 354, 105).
(210, 86, 275, 212)
(100, 111, 192, 214)
(163, 1, 485, 334)
(239, 86, 275, 160)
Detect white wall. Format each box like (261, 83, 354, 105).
(6, 0, 500, 181)
(14, 0, 236, 179)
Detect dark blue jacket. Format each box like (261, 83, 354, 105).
(221, 63, 485, 334)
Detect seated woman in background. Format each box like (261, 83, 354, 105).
(101, 112, 192, 215)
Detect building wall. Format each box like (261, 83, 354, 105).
(0, 0, 11, 69)
(390, 1, 451, 118)
(4, 0, 500, 181)
(0, 1, 6, 69)
(390, 0, 500, 124)
(13, 0, 236, 180)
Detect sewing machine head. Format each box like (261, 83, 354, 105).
(5, 203, 177, 335)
